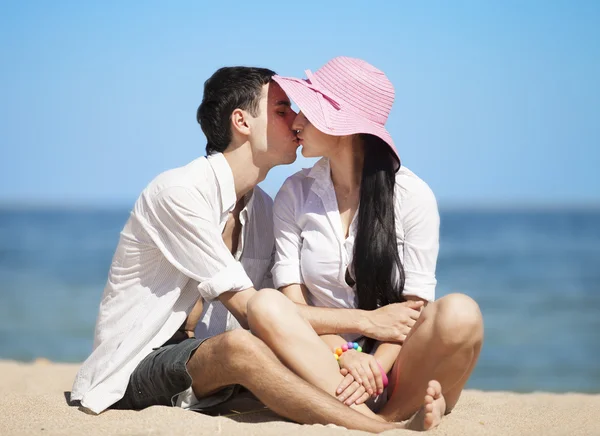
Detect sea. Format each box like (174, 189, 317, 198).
(0, 207, 598, 393)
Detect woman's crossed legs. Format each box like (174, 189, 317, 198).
(247, 290, 483, 430)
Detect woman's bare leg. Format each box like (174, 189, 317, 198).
(247, 289, 452, 432)
(379, 293, 484, 422)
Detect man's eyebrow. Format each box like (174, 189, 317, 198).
(275, 100, 291, 107)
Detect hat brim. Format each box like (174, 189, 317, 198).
(273, 75, 400, 168)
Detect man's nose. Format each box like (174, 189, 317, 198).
(288, 109, 298, 128)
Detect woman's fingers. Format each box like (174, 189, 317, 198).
(344, 384, 366, 406)
(364, 363, 378, 395)
(336, 373, 354, 395)
(338, 380, 361, 403)
(369, 360, 384, 395)
(349, 367, 363, 385)
(354, 391, 371, 405)
(357, 365, 373, 395)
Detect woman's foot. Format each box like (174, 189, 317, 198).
(406, 380, 446, 431)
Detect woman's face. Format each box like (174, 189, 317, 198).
(292, 111, 343, 158)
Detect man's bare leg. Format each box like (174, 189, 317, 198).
(246, 289, 384, 420)
(186, 329, 397, 433)
(379, 293, 484, 422)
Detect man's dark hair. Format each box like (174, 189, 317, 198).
(197, 66, 276, 155)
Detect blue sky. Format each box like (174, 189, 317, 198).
(1, 1, 598, 208)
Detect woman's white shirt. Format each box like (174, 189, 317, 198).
(272, 157, 440, 312)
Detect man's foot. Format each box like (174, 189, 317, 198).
(405, 380, 446, 431)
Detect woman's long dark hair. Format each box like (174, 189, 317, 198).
(352, 134, 405, 352)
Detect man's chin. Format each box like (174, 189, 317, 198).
(284, 153, 298, 165)
(271, 153, 297, 167)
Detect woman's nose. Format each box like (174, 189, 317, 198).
(292, 111, 306, 131)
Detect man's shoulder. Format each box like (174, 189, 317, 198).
(144, 157, 213, 198)
(253, 185, 274, 209)
(250, 186, 274, 221)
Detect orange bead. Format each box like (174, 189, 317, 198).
(335, 348, 343, 356)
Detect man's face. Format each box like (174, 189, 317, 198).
(247, 82, 299, 167)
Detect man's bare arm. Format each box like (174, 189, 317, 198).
(218, 287, 258, 330)
(281, 284, 424, 342)
(281, 284, 370, 334)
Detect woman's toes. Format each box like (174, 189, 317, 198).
(429, 380, 442, 395)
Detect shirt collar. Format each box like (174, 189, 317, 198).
(306, 157, 335, 201)
(240, 189, 255, 223)
(207, 152, 237, 214)
(307, 157, 331, 181)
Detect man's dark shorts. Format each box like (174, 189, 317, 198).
(111, 337, 237, 411)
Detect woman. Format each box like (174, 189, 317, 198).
(249, 57, 483, 430)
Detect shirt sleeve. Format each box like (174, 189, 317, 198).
(272, 179, 304, 289)
(399, 183, 440, 301)
(141, 186, 254, 301)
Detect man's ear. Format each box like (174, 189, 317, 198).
(231, 108, 251, 136)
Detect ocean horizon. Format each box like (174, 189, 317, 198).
(1, 206, 598, 393)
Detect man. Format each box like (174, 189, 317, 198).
(71, 66, 413, 432)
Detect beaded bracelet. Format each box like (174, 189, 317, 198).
(333, 342, 362, 360)
(376, 361, 389, 388)
(334, 342, 389, 388)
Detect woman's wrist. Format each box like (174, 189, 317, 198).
(334, 342, 363, 360)
(375, 360, 389, 388)
(334, 344, 390, 390)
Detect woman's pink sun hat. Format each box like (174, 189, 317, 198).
(272, 56, 400, 167)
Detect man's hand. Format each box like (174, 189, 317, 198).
(182, 298, 205, 337)
(361, 301, 424, 342)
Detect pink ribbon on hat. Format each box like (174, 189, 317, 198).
(286, 69, 341, 129)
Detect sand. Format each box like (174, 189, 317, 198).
(1, 359, 598, 435)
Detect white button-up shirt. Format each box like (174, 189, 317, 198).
(72, 153, 274, 414)
(272, 158, 439, 330)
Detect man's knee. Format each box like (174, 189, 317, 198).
(186, 330, 273, 389)
(432, 293, 484, 347)
(219, 328, 258, 352)
(189, 330, 266, 373)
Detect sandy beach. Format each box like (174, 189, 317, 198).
(0, 360, 598, 435)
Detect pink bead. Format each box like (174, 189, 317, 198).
(341, 344, 348, 352)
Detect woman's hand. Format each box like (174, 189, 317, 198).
(336, 372, 369, 406)
(336, 350, 385, 405)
